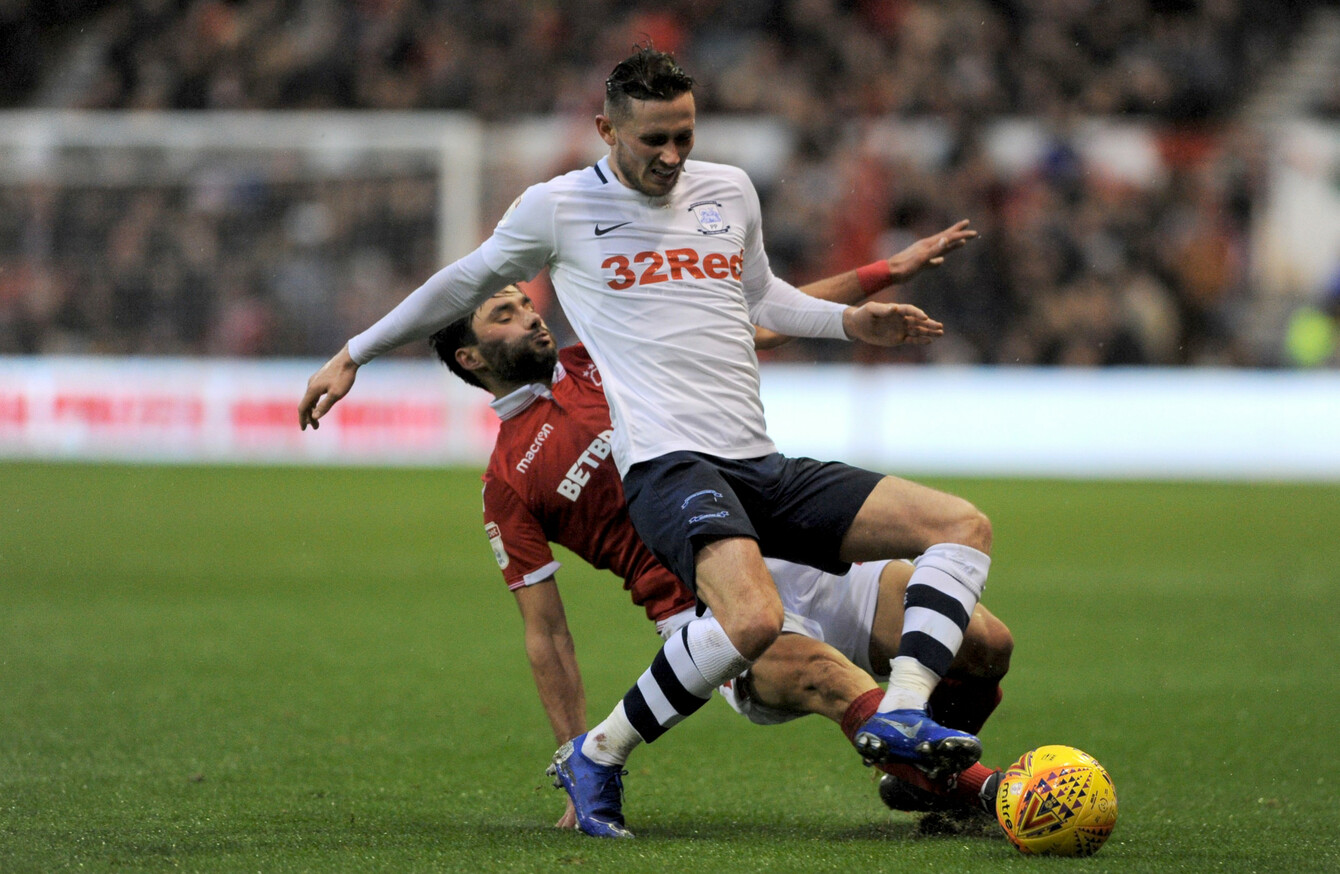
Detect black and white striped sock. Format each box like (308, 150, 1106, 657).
(880, 543, 990, 714)
(581, 616, 749, 765)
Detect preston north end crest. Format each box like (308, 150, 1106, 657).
(689, 200, 730, 235)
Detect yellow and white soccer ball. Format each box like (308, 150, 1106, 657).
(995, 745, 1118, 857)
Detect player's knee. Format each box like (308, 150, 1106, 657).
(981, 619, 1013, 678)
(914, 499, 992, 555)
(945, 504, 993, 554)
(728, 604, 784, 661)
(958, 613, 1014, 680)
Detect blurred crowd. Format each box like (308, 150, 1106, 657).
(6, 0, 1308, 120)
(758, 117, 1279, 366)
(0, 168, 440, 357)
(1, 0, 1336, 366)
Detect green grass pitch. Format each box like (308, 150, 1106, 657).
(2, 462, 1338, 872)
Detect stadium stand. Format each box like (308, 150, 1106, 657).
(1, 0, 1336, 366)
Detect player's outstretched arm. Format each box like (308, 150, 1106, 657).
(754, 220, 975, 350)
(804, 219, 978, 306)
(884, 218, 977, 286)
(841, 301, 944, 347)
(297, 203, 548, 430)
(514, 579, 587, 829)
(298, 344, 359, 430)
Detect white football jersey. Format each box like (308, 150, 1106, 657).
(349, 156, 848, 473)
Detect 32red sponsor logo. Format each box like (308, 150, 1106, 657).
(602, 247, 743, 290)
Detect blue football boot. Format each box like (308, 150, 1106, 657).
(547, 733, 633, 838)
(853, 708, 981, 780)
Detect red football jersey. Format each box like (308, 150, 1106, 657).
(482, 345, 697, 623)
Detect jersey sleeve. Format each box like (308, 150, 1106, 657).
(482, 476, 561, 590)
(346, 185, 556, 364)
(477, 183, 558, 281)
(734, 169, 849, 341)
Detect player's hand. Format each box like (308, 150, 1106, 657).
(555, 798, 578, 830)
(887, 219, 977, 284)
(298, 344, 359, 430)
(842, 301, 944, 346)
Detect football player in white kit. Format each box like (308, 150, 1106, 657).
(300, 47, 996, 838)
(431, 280, 1008, 832)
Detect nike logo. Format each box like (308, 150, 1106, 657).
(594, 221, 632, 236)
(871, 716, 924, 739)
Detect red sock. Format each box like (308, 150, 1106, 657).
(840, 688, 883, 742)
(952, 762, 996, 803)
(878, 760, 948, 794)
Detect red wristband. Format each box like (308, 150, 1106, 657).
(856, 260, 894, 296)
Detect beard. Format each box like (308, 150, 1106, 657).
(479, 334, 559, 386)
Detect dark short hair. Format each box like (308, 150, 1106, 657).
(429, 313, 485, 390)
(604, 45, 695, 121)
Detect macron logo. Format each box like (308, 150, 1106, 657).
(515, 423, 554, 473)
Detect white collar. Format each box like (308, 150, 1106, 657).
(488, 360, 566, 421)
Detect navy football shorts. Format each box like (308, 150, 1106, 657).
(622, 450, 883, 595)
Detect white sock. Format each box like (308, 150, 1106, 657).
(581, 701, 643, 766)
(879, 656, 942, 713)
(583, 616, 754, 764)
(881, 543, 990, 714)
(683, 616, 752, 687)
